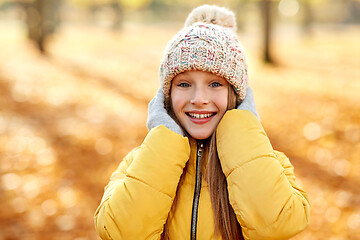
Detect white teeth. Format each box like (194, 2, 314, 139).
(189, 113, 213, 119)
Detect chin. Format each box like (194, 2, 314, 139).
(188, 131, 213, 140)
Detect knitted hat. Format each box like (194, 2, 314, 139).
(159, 5, 249, 100)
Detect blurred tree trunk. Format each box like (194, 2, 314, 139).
(89, 1, 124, 30)
(233, 0, 250, 31)
(26, 0, 60, 53)
(89, 4, 99, 24)
(111, 0, 123, 30)
(261, 0, 274, 64)
(302, 0, 313, 34)
(344, 0, 360, 23)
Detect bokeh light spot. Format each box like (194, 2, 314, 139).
(278, 0, 300, 17)
(334, 190, 352, 208)
(29, 136, 47, 154)
(12, 197, 28, 213)
(314, 148, 332, 166)
(303, 122, 322, 141)
(58, 186, 77, 208)
(344, 125, 360, 143)
(347, 212, 360, 230)
(36, 148, 56, 166)
(1, 173, 21, 190)
(23, 175, 41, 199)
(41, 199, 58, 216)
(95, 138, 113, 155)
(325, 206, 341, 223)
(333, 159, 351, 177)
(27, 208, 45, 229)
(45, 87, 68, 106)
(56, 215, 76, 231)
(11, 81, 32, 102)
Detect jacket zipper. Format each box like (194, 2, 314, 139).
(190, 142, 203, 240)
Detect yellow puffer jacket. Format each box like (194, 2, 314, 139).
(94, 110, 310, 240)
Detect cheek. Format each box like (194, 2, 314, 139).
(215, 91, 229, 114)
(170, 93, 183, 116)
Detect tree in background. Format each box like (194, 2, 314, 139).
(301, 0, 314, 34)
(2, 0, 358, 58)
(261, 0, 275, 64)
(111, 0, 123, 29)
(87, 0, 124, 29)
(25, 0, 60, 53)
(67, 0, 152, 29)
(344, 0, 360, 23)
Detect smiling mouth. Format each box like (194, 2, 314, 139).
(187, 112, 216, 119)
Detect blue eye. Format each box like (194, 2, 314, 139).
(210, 82, 222, 87)
(178, 82, 190, 87)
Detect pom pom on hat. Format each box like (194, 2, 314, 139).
(159, 5, 249, 100)
(184, 4, 237, 32)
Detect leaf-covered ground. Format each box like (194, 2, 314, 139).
(0, 22, 359, 239)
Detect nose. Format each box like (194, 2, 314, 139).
(190, 87, 209, 105)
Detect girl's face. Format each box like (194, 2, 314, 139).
(171, 71, 229, 140)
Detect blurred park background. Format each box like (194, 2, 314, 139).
(0, 0, 359, 239)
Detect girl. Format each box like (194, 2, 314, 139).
(94, 5, 310, 240)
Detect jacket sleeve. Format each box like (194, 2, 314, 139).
(216, 109, 310, 240)
(94, 125, 190, 239)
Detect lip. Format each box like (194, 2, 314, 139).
(186, 111, 216, 124)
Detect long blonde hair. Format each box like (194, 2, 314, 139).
(162, 85, 244, 240)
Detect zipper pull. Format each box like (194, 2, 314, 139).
(197, 143, 203, 157)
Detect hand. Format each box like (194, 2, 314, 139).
(237, 86, 260, 120)
(147, 88, 184, 136)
